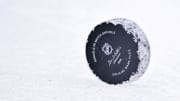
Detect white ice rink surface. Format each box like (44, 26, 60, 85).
(0, 0, 180, 101)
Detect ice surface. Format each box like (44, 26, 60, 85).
(0, 0, 180, 101)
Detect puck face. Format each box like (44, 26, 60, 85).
(86, 18, 150, 84)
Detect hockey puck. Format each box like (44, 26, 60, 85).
(86, 18, 150, 84)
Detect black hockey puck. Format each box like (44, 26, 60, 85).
(86, 18, 150, 84)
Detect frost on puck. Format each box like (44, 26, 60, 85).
(86, 18, 150, 84)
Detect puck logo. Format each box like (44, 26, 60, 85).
(102, 42, 113, 56)
(86, 18, 150, 84)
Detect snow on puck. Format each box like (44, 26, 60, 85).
(86, 18, 150, 84)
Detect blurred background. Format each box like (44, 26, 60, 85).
(0, 0, 180, 101)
